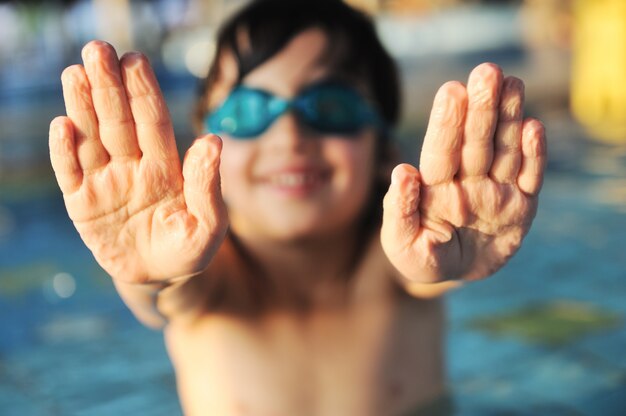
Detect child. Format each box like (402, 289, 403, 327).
(48, 0, 546, 414)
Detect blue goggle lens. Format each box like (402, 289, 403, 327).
(206, 82, 384, 139)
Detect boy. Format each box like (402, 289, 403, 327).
(49, 1, 546, 414)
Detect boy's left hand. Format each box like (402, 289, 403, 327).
(381, 63, 546, 283)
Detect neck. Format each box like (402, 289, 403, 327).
(230, 225, 366, 312)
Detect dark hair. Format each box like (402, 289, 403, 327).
(193, 0, 400, 133)
(192, 0, 401, 231)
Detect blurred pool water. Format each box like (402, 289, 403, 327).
(0, 116, 625, 415)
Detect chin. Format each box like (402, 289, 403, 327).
(265, 213, 360, 244)
(265, 222, 329, 243)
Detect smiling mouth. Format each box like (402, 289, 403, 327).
(261, 170, 330, 195)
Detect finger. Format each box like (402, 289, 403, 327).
(460, 63, 503, 178)
(381, 163, 421, 254)
(517, 118, 547, 196)
(490, 76, 524, 183)
(61, 64, 110, 171)
(183, 134, 226, 228)
(49, 116, 83, 194)
(419, 81, 467, 185)
(81, 41, 141, 159)
(120, 52, 178, 160)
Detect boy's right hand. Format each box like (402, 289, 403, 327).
(49, 41, 228, 285)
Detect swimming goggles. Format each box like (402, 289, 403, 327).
(205, 81, 385, 139)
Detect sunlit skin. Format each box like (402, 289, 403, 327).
(49, 30, 546, 416)
(216, 42, 378, 243)
(381, 67, 546, 287)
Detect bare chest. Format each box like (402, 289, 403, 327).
(165, 294, 445, 416)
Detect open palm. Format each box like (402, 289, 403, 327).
(49, 41, 227, 284)
(381, 64, 546, 283)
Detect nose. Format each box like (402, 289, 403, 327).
(262, 111, 314, 152)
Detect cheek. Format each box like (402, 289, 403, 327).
(218, 139, 254, 202)
(324, 135, 377, 197)
(331, 135, 375, 171)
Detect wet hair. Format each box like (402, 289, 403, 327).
(192, 0, 401, 230)
(193, 0, 400, 132)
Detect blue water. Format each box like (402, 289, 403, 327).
(1, 119, 625, 415)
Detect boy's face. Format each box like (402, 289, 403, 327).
(209, 28, 378, 242)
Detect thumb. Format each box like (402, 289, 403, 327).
(182, 134, 227, 228)
(381, 163, 421, 255)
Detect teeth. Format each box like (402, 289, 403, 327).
(268, 173, 321, 187)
